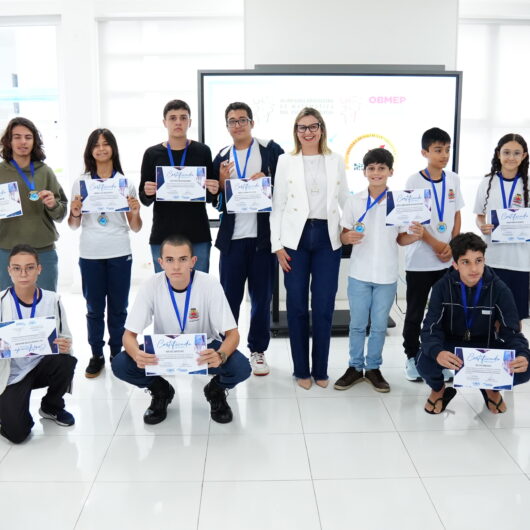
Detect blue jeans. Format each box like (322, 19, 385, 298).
(347, 277, 397, 370)
(150, 242, 211, 273)
(0, 248, 58, 291)
(79, 255, 132, 357)
(111, 339, 251, 389)
(284, 220, 341, 380)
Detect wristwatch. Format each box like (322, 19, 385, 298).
(217, 350, 228, 365)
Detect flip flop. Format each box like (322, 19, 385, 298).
(480, 389, 506, 414)
(424, 387, 457, 415)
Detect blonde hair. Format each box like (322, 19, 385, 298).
(291, 107, 331, 155)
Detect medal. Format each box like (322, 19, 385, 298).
(463, 330, 471, 342)
(12, 160, 38, 200)
(437, 221, 447, 233)
(353, 222, 365, 233)
(354, 188, 387, 233)
(425, 168, 446, 233)
(97, 214, 108, 226)
(28, 191, 39, 201)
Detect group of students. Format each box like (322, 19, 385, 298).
(0, 99, 529, 444)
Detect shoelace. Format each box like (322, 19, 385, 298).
(252, 352, 265, 364)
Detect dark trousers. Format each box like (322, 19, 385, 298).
(0, 355, 77, 444)
(219, 238, 276, 353)
(403, 269, 448, 359)
(417, 345, 530, 392)
(284, 220, 341, 380)
(111, 339, 251, 390)
(79, 255, 132, 358)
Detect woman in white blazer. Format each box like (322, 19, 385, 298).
(270, 108, 349, 389)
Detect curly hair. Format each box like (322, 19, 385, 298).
(481, 133, 529, 213)
(0, 117, 46, 162)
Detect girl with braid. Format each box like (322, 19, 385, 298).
(474, 133, 530, 321)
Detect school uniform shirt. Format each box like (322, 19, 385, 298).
(473, 175, 530, 271)
(125, 271, 237, 343)
(341, 189, 402, 284)
(71, 173, 137, 259)
(404, 170, 464, 271)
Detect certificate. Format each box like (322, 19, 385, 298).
(155, 166, 207, 202)
(454, 347, 515, 390)
(144, 333, 208, 376)
(490, 208, 530, 243)
(386, 189, 431, 226)
(0, 181, 23, 219)
(225, 177, 272, 213)
(0, 316, 58, 359)
(80, 178, 130, 213)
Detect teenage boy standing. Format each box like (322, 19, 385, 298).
(213, 102, 284, 376)
(139, 100, 219, 273)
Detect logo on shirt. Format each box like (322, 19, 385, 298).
(448, 188, 455, 201)
(189, 308, 199, 321)
(513, 193, 523, 207)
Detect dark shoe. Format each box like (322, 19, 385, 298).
(424, 387, 457, 414)
(334, 367, 364, 390)
(204, 376, 233, 424)
(143, 378, 175, 425)
(364, 369, 390, 393)
(85, 355, 105, 378)
(39, 407, 75, 426)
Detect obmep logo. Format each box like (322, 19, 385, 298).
(345, 133, 398, 172)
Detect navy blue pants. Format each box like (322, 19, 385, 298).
(284, 220, 341, 381)
(219, 238, 276, 353)
(79, 255, 132, 358)
(111, 339, 251, 390)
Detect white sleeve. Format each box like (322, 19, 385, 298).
(473, 178, 489, 215)
(454, 174, 465, 210)
(125, 280, 155, 334)
(341, 195, 355, 230)
(56, 295, 73, 354)
(208, 280, 237, 334)
(70, 178, 81, 201)
(336, 155, 350, 209)
(270, 154, 289, 253)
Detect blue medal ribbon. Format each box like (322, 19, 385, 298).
(166, 140, 190, 167)
(460, 278, 483, 335)
(166, 272, 194, 333)
(424, 168, 446, 225)
(497, 172, 519, 209)
(356, 188, 387, 225)
(11, 160, 36, 193)
(232, 140, 254, 179)
(10, 287, 38, 319)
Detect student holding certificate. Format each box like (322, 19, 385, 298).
(0, 118, 68, 291)
(418, 233, 530, 414)
(0, 245, 75, 443)
(213, 102, 284, 376)
(139, 100, 218, 273)
(68, 129, 142, 379)
(111, 235, 251, 425)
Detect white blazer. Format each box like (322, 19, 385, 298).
(270, 151, 350, 252)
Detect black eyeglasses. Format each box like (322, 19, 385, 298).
(296, 123, 321, 133)
(227, 118, 251, 128)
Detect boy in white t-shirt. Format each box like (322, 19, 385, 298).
(334, 149, 423, 392)
(402, 128, 464, 382)
(111, 235, 251, 425)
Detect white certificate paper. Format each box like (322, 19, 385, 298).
(144, 333, 208, 376)
(386, 189, 431, 226)
(155, 166, 207, 202)
(80, 178, 130, 213)
(225, 177, 272, 213)
(0, 181, 23, 219)
(0, 316, 58, 359)
(490, 208, 530, 243)
(454, 347, 515, 390)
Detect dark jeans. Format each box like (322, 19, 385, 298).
(403, 269, 448, 359)
(284, 220, 341, 380)
(79, 255, 132, 358)
(219, 238, 276, 353)
(0, 355, 77, 444)
(111, 339, 251, 390)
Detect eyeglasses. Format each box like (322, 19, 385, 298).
(296, 123, 321, 133)
(9, 265, 38, 275)
(500, 150, 525, 159)
(227, 118, 251, 128)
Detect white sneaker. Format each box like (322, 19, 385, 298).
(404, 357, 422, 382)
(250, 352, 270, 376)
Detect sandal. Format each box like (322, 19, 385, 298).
(424, 387, 457, 415)
(480, 389, 506, 414)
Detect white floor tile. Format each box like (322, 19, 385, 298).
(231, 371, 297, 398)
(493, 428, 530, 473)
(464, 391, 530, 428)
(199, 481, 320, 530)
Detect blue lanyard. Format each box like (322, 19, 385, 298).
(166, 272, 194, 333)
(10, 288, 38, 319)
(357, 188, 387, 224)
(232, 140, 254, 179)
(166, 140, 190, 167)
(497, 172, 519, 209)
(460, 278, 483, 331)
(424, 168, 446, 223)
(11, 160, 36, 192)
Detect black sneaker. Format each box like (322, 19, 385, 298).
(204, 376, 233, 424)
(333, 367, 364, 390)
(85, 355, 105, 378)
(364, 368, 390, 393)
(143, 378, 175, 425)
(39, 407, 75, 426)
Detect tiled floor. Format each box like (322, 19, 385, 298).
(2, 293, 530, 529)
